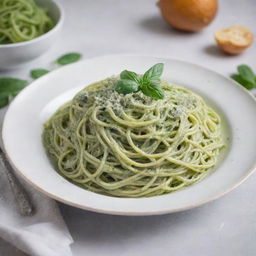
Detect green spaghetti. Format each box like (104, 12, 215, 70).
(0, 0, 54, 44)
(43, 74, 225, 198)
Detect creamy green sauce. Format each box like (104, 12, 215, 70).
(43, 78, 225, 198)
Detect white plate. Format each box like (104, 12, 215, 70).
(3, 55, 256, 215)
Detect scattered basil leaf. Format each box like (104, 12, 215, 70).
(115, 79, 139, 95)
(237, 65, 255, 85)
(143, 63, 164, 82)
(56, 53, 81, 65)
(231, 74, 254, 90)
(120, 70, 139, 83)
(0, 78, 28, 108)
(0, 78, 28, 95)
(31, 69, 49, 79)
(140, 81, 164, 100)
(0, 95, 8, 108)
(231, 64, 256, 90)
(0, 51, 82, 109)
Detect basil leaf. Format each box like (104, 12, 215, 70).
(31, 69, 49, 79)
(0, 78, 28, 108)
(140, 81, 164, 99)
(116, 63, 165, 100)
(143, 63, 164, 82)
(231, 74, 254, 90)
(115, 79, 139, 94)
(56, 53, 81, 65)
(0, 78, 28, 95)
(120, 70, 139, 83)
(0, 95, 8, 108)
(237, 65, 255, 85)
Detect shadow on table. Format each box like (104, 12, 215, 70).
(203, 45, 231, 58)
(59, 199, 219, 244)
(139, 15, 195, 37)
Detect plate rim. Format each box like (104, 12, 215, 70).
(3, 54, 256, 216)
(4, 151, 256, 216)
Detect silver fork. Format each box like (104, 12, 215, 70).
(0, 147, 34, 216)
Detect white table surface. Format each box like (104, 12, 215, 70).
(0, 0, 256, 255)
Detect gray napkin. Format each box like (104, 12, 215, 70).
(0, 108, 73, 256)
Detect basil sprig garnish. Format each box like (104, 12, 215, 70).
(140, 80, 164, 99)
(115, 79, 139, 94)
(231, 64, 256, 90)
(120, 70, 140, 83)
(143, 63, 164, 82)
(115, 63, 164, 99)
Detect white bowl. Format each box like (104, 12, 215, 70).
(0, 0, 64, 69)
(2, 55, 256, 215)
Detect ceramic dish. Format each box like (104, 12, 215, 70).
(0, 0, 64, 69)
(2, 55, 256, 215)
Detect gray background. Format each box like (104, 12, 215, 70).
(1, 0, 256, 255)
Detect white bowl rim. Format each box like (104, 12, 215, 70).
(0, 0, 65, 48)
(2, 54, 256, 216)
